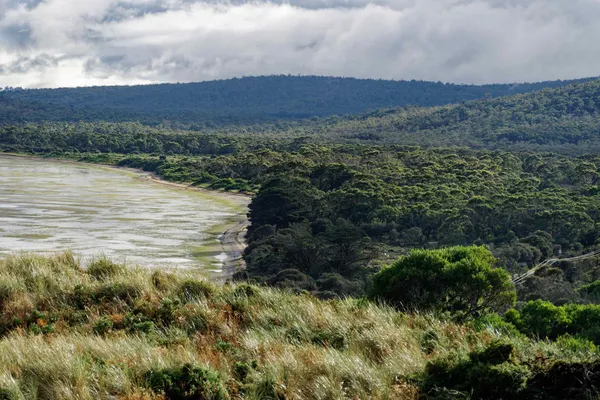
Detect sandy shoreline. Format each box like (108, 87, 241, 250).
(0, 152, 251, 278)
(138, 172, 250, 277)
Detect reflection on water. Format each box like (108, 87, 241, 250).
(0, 155, 237, 274)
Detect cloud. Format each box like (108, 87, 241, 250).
(0, 0, 599, 88)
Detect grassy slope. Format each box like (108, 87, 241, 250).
(0, 253, 595, 399)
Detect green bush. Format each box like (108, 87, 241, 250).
(92, 316, 113, 335)
(506, 301, 600, 344)
(514, 300, 570, 339)
(420, 342, 529, 399)
(555, 334, 597, 354)
(577, 280, 600, 302)
(369, 246, 516, 319)
(233, 361, 252, 382)
(144, 364, 229, 400)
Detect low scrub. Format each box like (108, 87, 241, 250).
(0, 253, 595, 399)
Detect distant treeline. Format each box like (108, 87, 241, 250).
(294, 78, 600, 154)
(0, 75, 595, 126)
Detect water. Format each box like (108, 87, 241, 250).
(0, 155, 244, 275)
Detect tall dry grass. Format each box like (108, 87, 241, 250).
(0, 253, 589, 399)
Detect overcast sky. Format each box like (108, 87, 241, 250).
(0, 0, 599, 88)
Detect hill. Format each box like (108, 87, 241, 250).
(0, 75, 596, 126)
(314, 79, 600, 153)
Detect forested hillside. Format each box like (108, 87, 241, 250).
(314, 79, 600, 153)
(0, 75, 594, 126)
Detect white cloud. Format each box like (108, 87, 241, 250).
(0, 0, 599, 88)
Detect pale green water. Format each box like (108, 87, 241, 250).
(0, 155, 241, 275)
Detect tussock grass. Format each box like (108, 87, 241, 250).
(0, 253, 593, 399)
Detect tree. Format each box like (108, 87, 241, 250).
(369, 246, 516, 319)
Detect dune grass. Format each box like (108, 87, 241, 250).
(0, 253, 596, 399)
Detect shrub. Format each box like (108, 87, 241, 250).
(420, 342, 529, 399)
(215, 340, 233, 353)
(577, 280, 600, 302)
(124, 313, 155, 334)
(555, 334, 597, 354)
(93, 316, 113, 335)
(316, 273, 363, 297)
(517, 300, 571, 339)
(369, 246, 516, 319)
(266, 269, 317, 293)
(144, 364, 229, 400)
(71, 284, 95, 309)
(233, 362, 252, 382)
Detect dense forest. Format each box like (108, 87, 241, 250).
(287, 78, 600, 154)
(4, 76, 600, 398)
(6, 124, 600, 306)
(0, 75, 595, 126)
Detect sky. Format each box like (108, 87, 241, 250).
(0, 0, 599, 88)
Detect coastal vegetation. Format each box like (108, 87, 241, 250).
(3, 76, 600, 397)
(0, 253, 598, 399)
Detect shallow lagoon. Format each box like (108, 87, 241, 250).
(0, 155, 243, 275)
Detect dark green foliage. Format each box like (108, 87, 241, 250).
(215, 340, 233, 353)
(0, 388, 17, 400)
(265, 269, 317, 292)
(144, 364, 229, 400)
(1, 75, 588, 126)
(124, 313, 156, 334)
(419, 341, 600, 399)
(8, 78, 600, 306)
(420, 342, 529, 399)
(322, 79, 600, 153)
(369, 246, 516, 318)
(516, 300, 570, 339)
(233, 362, 252, 382)
(505, 301, 600, 344)
(524, 361, 600, 399)
(577, 280, 600, 302)
(92, 316, 113, 335)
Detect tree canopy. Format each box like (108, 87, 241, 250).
(369, 246, 516, 318)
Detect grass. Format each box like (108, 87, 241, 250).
(0, 253, 597, 399)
